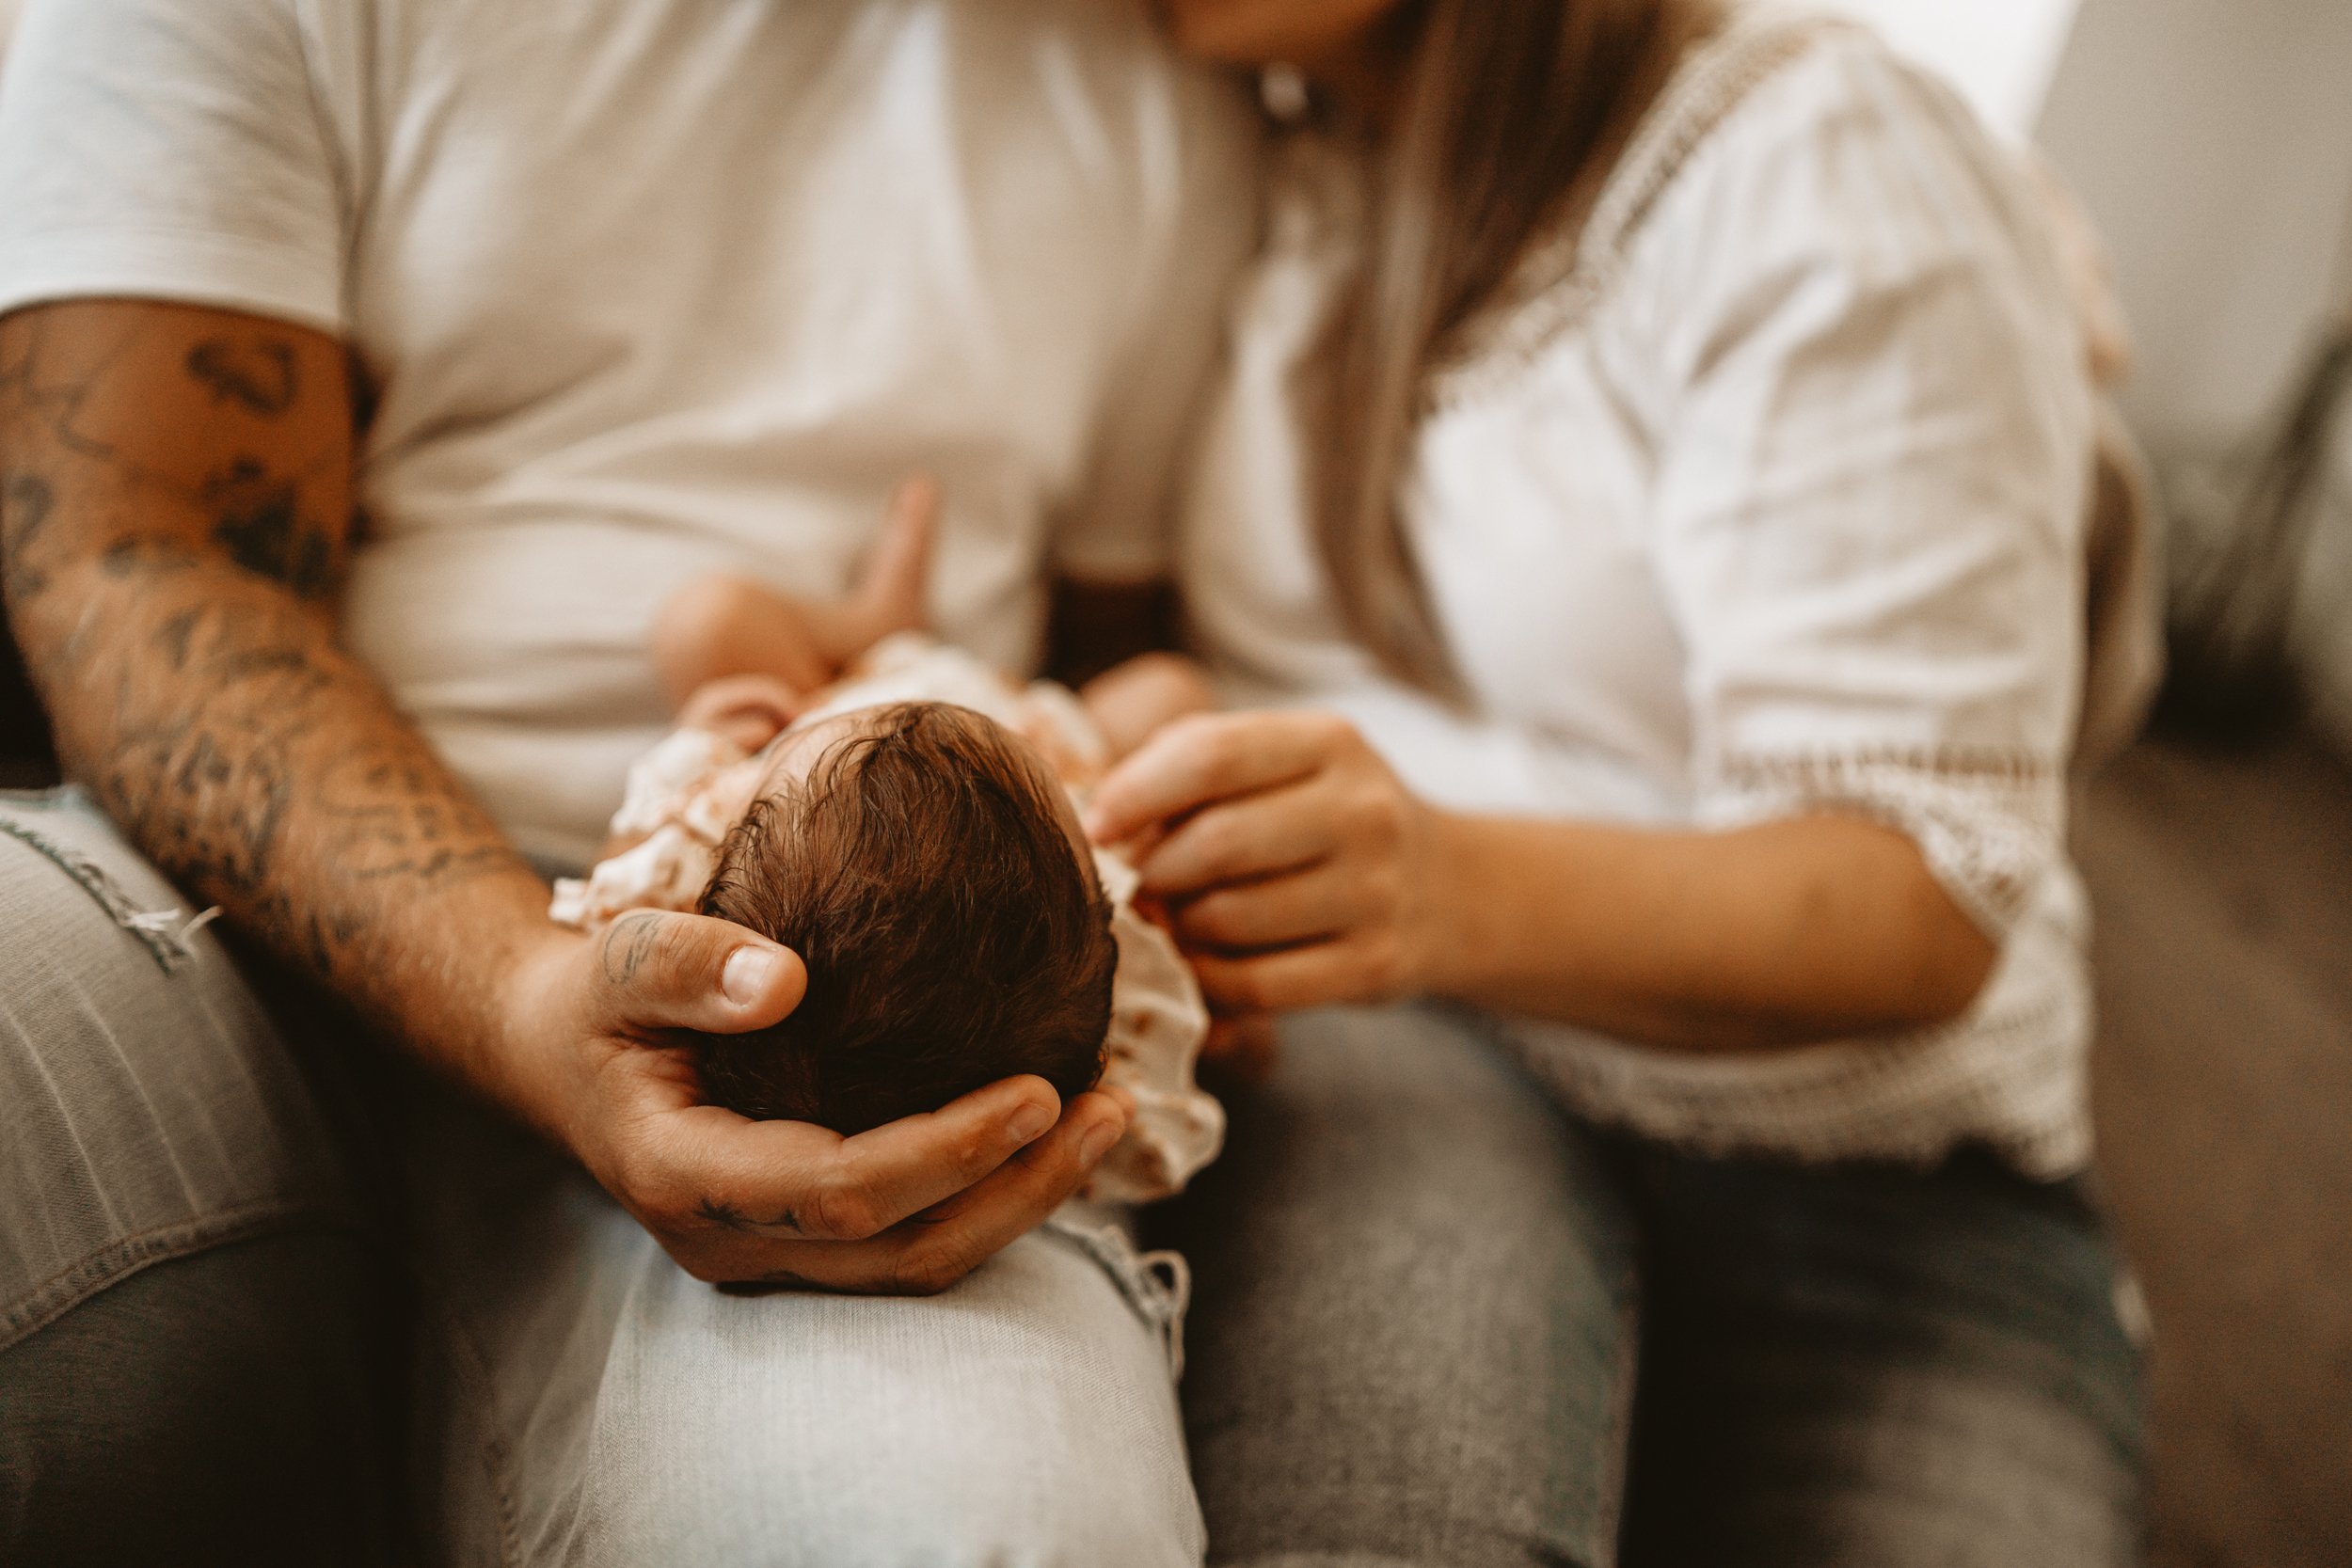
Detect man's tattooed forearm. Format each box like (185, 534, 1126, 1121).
(2, 306, 532, 999)
(72, 583, 530, 979)
(186, 337, 298, 418)
(1, 471, 56, 600)
(100, 531, 203, 580)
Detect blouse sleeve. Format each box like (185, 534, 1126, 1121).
(1629, 39, 2094, 938)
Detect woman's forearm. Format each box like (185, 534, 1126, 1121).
(1420, 811, 1998, 1052)
(1090, 711, 1999, 1052)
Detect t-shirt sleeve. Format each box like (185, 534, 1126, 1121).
(1051, 70, 1261, 583)
(1631, 40, 2094, 940)
(0, 0, 347, 334)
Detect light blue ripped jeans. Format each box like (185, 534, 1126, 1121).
(401, 1077, 1200, 1568)
(0, 786, 1201, 1567)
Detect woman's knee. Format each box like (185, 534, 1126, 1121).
(1168, 1006, 1636, 1568)
(1621, 1149, 2146, 1565)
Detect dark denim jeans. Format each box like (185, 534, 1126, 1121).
(1162, 1006, 2147, 1568)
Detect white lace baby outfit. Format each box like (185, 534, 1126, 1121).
(552, 634, 1223, 1203)
(1182, 8, 2106, 1180)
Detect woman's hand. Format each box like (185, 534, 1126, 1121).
(1086, 711, 1457, 1014)
(493, 911, 1131, 1294)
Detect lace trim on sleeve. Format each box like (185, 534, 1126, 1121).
(1707, 746, 2065, 937)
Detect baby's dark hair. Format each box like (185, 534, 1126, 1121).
(693, 702, 1116, 1135)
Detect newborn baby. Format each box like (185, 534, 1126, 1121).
(551, 484, 1224, 1202)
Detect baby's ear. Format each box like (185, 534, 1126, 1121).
(675, 673, 805, 752)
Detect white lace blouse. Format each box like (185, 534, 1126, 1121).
(1180, 9, 2101, 1178)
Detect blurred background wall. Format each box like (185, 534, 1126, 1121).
(2036, 0, 2352, 753)
(2039, 0, 2352, 459)
(1819, 0, 2352, 756)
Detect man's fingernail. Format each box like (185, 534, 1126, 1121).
(1077, 1117, 1121, 1165)
(1008, 1101, 1055, 1144)
(723, 947, 784, 1005)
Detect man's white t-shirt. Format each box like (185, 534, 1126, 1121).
(0, 0, 1259, 868)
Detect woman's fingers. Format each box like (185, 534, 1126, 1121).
(1135, 781, 1344, 896)
(1169, 860, 1371, 951)
(1086, 710, 1348, 847)
(1187, 939, 1406, 1015)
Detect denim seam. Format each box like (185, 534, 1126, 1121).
(1594, 1287, 1642, 1564)
(1039, 1214, 1190, 1380)
(411, 1255, 529, 1567)
(0, 809, 219, 973)
(0, 1201, 364, 1354)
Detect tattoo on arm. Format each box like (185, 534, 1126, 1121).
(203, 455, 339, 597)
(0, 303, 539, 1014)
(186, 337, 298, 418)
(1, 471, 54, 598)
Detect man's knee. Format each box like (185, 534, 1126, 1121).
(573, 1227, 1204, 1568)
(0, 795, 386, 1560)
(0, 795, 359, 1323)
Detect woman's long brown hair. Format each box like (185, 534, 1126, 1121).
(1311, 0, 1713, 691)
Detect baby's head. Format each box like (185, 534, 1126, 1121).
(693, 702, 1116, 1134)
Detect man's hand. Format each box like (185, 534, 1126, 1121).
(502, 909, 1130, 1292)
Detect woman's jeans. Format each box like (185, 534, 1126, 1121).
(1160, 1006, 2149, 1568)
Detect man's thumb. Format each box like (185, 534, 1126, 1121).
(594, 911, 807, 1036)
